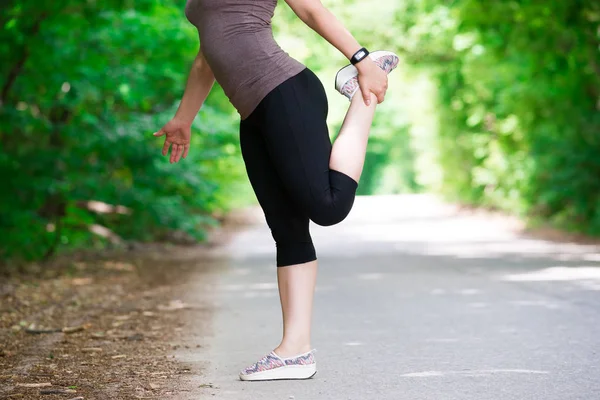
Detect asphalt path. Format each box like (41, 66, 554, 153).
(177, 195, 600, 400)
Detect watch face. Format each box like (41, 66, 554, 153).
(357, 50, 366, 58)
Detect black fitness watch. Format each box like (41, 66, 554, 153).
(350, 47, 369, 65)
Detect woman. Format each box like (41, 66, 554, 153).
(153, 0, 398, 381)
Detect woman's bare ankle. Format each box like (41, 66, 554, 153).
(274, 342, 312, 358)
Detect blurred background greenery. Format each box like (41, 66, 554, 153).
(1, 0, 599, 267)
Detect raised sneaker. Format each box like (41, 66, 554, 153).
(335, 50, 400, 100)
(239, 349, 317, 381)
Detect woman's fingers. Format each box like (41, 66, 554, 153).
(376, 81, 388, 103)
(153, 128, 165, 137)
(162, 139, 171, 156)
(362, 88, 371, 106)
(170, 144, 179, 163)
(170, 144, 176, 163)
(161, 139, 188, 163)
(175, 144, 184, 163)
(361, 79, 389, 106)
(177, 144, 185, 163)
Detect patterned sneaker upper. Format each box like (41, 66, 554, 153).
(241, 352, 284, 375)
(284, 351, 315, 366)
(372, 54, 399, 74)
(240, 350, 316, 375)
(340, 76, 360, 100)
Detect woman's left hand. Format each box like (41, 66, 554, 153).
(356, 59, 388, 106)
(153, 117, 192, 164)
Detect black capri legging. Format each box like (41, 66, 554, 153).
(240, 68, 358, 267)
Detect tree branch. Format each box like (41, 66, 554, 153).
(1, 12, 47, 106)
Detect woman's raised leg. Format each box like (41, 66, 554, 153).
(328, 91, 378, 182)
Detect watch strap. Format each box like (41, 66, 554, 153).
(350, 47, 370, 65)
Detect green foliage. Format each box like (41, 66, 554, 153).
(0, 1, 244, 263)
(3, 0, 599, 266)
(398, 0, 600, 234)
(4, 0, 417, 265)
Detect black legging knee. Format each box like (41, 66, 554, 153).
(239, 68, 358, 266)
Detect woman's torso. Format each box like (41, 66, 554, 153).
(185, 0, 306, 119)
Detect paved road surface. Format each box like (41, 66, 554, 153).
(177, 195, 600, 400)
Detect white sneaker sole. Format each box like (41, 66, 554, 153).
(335, 64, 358, 92)
(239, 363, 317, 381)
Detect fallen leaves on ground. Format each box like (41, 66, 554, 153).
(0, 244, 216, 399)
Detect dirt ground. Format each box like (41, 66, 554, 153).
(0, 221, 236, 400)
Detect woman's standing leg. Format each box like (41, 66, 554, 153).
(274, 88, 378, 360)
(275, 260, 317, 357)
(239, 113, 318, 367)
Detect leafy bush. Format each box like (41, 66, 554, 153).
(397, 0, 600, 234)
(0, 1, 244, 263)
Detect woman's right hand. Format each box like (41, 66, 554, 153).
(153, 118, 191, 164)
(356, 58, 388, 106)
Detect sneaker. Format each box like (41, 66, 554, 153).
(335, 50, 400, 100)
(239, 350, 317, 381)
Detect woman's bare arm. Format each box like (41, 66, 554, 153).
(284, 0, 361, 60)
(154, 49, 215, 163)
(284, 0, 387, 104)
(174, 49, 216, 125)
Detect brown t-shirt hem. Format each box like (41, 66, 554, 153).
(236, 62, 307, 120)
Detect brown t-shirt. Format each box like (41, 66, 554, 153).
(185, 0, 306, 119)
